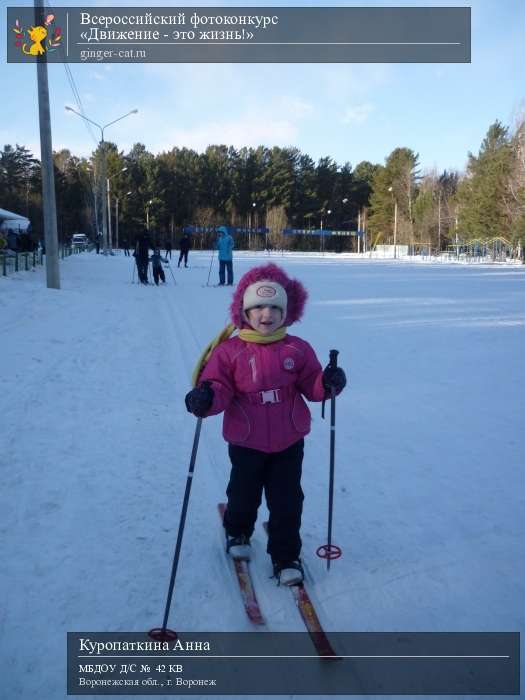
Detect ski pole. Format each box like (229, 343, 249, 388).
(316, 349, 342, 571)
(149, 406, 205, 641)
(165, 262, 177, 285)
(204, 249, 216, 287)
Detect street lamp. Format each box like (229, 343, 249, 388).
(115, 191, 132, 251)
(106, 167, 128, 252)
(249, 201, 256, 249)
(388, 187, 398, 259)
(65, 106, 138, 254)
(341, 197, 357, 253)
(84, 162, 100, 241)
(146, 199, 154, 231)
(320, 209, 331, 254)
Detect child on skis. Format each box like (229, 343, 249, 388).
(150, 247, 168, 285)
(185, 263, 347, 585)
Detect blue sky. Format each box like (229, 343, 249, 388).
(1, 0, 524, 175)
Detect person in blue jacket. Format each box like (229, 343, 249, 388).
(216, 226, 234, 286)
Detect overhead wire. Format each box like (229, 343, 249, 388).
(43, 1, 99, 148)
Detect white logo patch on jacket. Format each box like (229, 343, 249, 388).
(283, 357, 295, 370)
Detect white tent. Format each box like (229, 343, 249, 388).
(0, 207, 31, 235)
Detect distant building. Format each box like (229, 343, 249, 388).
(0, 207, 31, 250)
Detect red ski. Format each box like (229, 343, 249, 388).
(218, 503, 265, 626)
(263, 521, 338, 658)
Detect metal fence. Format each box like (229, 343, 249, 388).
(0, 244, 88, 277)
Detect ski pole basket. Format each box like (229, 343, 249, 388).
(148, 628, 178, 642)
(316, 543, 342, 561)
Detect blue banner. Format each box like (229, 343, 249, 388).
(283, 228, 363, 237)
(183, 225, 269, 235)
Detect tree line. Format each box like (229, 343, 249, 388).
(1, 116, 524, 253)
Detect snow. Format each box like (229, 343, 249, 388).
(1, 250, 524, 699)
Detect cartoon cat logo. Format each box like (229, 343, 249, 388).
(23, 25, 47, 56)
(13, 14, 62, 57)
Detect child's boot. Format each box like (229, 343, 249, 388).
(273, 559, 304, 586)
(226, 533, 251, 560)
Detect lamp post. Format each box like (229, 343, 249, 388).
(146, 199, 153, 231)
(320, 209, 331, 254)
(249, 201, 256, 249)
(115, 191, 132, 251)
(84, 162, 100, 242)
(342, 197, 354, 252)
(106, 167, 127, 252)
(388, 187, 398, 259)
(65, 106, 138, 254)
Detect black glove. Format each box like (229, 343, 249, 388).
(322, 365, 347, 391)
(185, 381, 214, 417)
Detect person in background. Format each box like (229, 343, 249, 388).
(216, 226, 234, 285)
(178, 233, 191, 268)
(121, 237, 130, 256)
(133, 231, 150, 284)
(165, 239, 172, 260)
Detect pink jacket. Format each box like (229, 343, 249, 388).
(199, 334, 326, 453)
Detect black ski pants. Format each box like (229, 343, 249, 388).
(153, 266, 165, 285)
(223, 439, 304, 564)
(178, 250, 188, 267)
(136, 257, 148, 283)
(219, 260, 233, 285)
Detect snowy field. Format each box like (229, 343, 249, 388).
(1, 250, 524, 699)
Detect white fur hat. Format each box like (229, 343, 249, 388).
(242, 280, 288, 319)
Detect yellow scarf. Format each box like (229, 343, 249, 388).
(238, 327, 287, 344)
(191, 325, 287, 386)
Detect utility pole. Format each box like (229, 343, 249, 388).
(93, 181, 99, 240)
(388, 186, 398, 259)
(35, 0, 60, 288)
(100, 140, 109, 253)
(393, 199, 398, 259)
(438, 192, 441, 253)
(115, 197, 119, 250)
(106, 175, 112, 251)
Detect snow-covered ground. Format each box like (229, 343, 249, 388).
(1, 250, 524, 698)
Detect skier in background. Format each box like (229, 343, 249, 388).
(133, 232, 150, 284)
(178, 233, 191, 268)
(215, 226, 234, 285)
(150, 247, 168, 285)
(184, 263, 347, 585)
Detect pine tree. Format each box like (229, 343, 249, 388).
(368, 148, 419, 247)
(506, 119, 525, 253)
(0, 144, 38, 214)
(457, 121, 513, 243)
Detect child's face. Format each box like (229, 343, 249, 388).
(246, 305, 283, 335)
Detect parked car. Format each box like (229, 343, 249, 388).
(71, 233, 89, 249)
